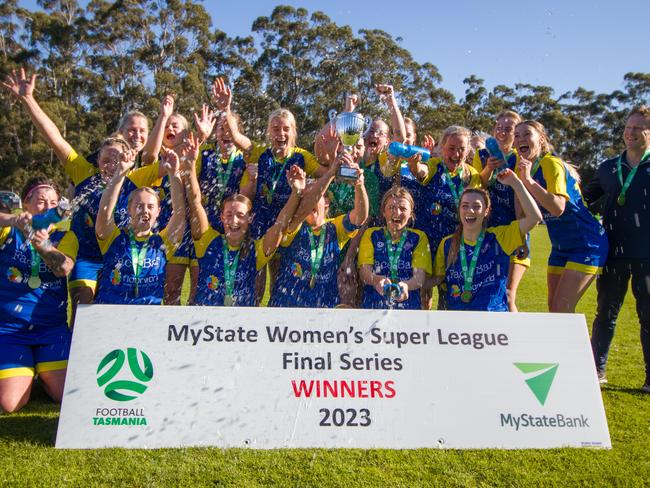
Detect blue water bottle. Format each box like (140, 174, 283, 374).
(485, 137, 504, 160)
(388, 142, 431, 162)
(31, 198, 71, 230)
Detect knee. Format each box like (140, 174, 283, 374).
(0, 393, 30, 413)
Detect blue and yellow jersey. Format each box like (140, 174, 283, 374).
(197, 145, 248, 231)
(358, 226, 432, 310)
(193, 227, 272, 307)
(472, 149, 519, 227)
(94, 227, 177, 305)
(249, 143, 320, 239)
(435, 221, 524, 311)
(531, 153, 606, 253)
(269, 214, 358, 308)
(65, 149, 161, 263)
(363, 151, 396, 218)
(0, 226, 78, 333)
(416, 158, 481, 255)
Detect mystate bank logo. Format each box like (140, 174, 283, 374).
(513, 363, 559, 406)
(92, 348, 153, 426)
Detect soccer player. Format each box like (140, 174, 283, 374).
(433, 170, 542, 311)
(514, 120, 608, 313)
(93, 146, 186, 305)
(0, 179, 77, 412)
(358, 186, 431, 310)
(584, 105, 650, 391)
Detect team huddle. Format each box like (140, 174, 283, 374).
(1, 68, 649, 412)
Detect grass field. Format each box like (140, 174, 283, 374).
(1, 227, 649, 487)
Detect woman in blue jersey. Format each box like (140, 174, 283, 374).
(472, 110, 529, 312)
(0, 179, 77, 412)
(433, 170, 542, 311)
(514, 120, 608, 313)
(407, 125, 482, 309)
(94, 145, 186, 305)
(358, 186, 431, 310)
(180, 131, 306, 306)
(270, 153, 369, 308)
(2, 69, 161, 313)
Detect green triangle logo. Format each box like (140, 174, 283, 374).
(514, 363, 559, 406)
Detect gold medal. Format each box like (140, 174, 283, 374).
(617, 194, 626, 206)
(28, 276, 42, 289)
(224, 295, 234, 306)
(309, 275, 316, 289)
(461, 290, 472, 303)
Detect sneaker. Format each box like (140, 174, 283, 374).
(597, 370, 608, 384)
(642, 383, 650, 394)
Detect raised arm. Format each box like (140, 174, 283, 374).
(161, 149, 186, 247)
(179, 133, 209, 240)
(96, 150, 136, 240)
(262, 165, 306, 256)
(518, 157, 566, 217)
(31, 228, 74, 278)
(212, 77, 252, 153)
(345, 155, 369, 227)
(141, 95, 175, 165)
(2, 68, 72, 163)
(376, 84, 406, 144)
(193, 104, 217, 145)
(497, 169, 542, 235)
(407, 135, 435, 182)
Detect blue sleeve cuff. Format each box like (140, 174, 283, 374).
(342, 213, 360, 232)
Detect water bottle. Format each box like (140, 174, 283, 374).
(383, 283, 402, 299)
(485, 137, 504, 160)
(31, 198, 71, 230)
(388, 142, 431, 162)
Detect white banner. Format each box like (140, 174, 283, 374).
(55, 305, 611, 449)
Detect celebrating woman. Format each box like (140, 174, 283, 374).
(433, 170, 542, 311)
(514, 120, 608, 312)
(0, 179, 77, 412)
(358, 186, 431, 310)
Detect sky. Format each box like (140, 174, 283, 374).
(19, 0, 648, 100)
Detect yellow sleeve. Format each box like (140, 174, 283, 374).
(247, 142, 266, 165)
(159, 227, 180, 259)
(411, 229, 432, 274)
(421, 158, 442, 186)
(471, 151, 484, 173)
(489, 221, 524, 256)
(0, 226, 11, 246)
(357, 227, 378, 267)
(297, 148, 320, 176)
(97, 227, 121, 255)
(63, 149, 98, 186)
(332, 215, 357, 249)
(128, 161, 162, 188)
(466, 164, 482, 189)
(193, 226, 220, 259)
(540, 155, 569, 200)
(254, 238, 274, 270)
(56, 230, 79, 261)
(280, 223, 301, 248)
(378, 151, 399, 177)
(434, 235, 452, 277)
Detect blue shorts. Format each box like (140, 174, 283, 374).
(69, 257, 102, 290)
(168, 227, 197, 266)
(0, 327, 71, 379)
(548, 243, 608, 275)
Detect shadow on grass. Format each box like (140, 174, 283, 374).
(602, 384, 649, 395)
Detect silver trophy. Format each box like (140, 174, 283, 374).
(328, 109, 371, 180)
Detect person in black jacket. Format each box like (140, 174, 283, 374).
(583, 105, 650, 392)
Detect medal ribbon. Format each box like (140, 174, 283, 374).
(488, 150, 514, 186)
(28, 242, 41, 281)
(616, 149, 650, 205)
(216, 149, 237, 196)
(222, 239, 240, 300)
(308, 226, 327, 284)
(266, 149, 293, 204)
(442, 164, 464, 205)
(384, 230, 408, 282)
(128, 230, 149, 297)
(459, 231, 485, 296)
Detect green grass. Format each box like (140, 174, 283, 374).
(1, 227, 649, 487)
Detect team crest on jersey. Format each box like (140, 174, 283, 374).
(206, 275, 219, 290)
(291, 262, 303, 278)
(110, 268, 121, 285)
(450, 284, 461, 298)
(7, 266, 23, 283)
(261, 183, 270, 197)
(84, 212, 94, 228)
(431, 202, 442, 215)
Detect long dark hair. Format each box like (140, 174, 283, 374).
(446, 188, 491, 268)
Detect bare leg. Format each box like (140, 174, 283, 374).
(507, 262, 528, 312)
(0, 376, 33, 413)
(188, 265, 199, 305)
(38, 369, 67, 403)
(70, 286, 95, 326)
(550, 269, 597, 313)
(164, 263, 187, 305)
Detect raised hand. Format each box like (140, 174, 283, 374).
(422, 134, 436, 153)
(161, 94, 175, 119)
(375, 84, 396, 106)
(496, 168, 519, 186)
(193, 104, 216, 143)
(14, 211, 33, 235)
(286, 164, 306, 193)
(211, 77, 232, 112)
(246, 163, 258, 181)
(320, 122, 341, 163)
(517, 157, 534, 184)
(344, 93, 359, 112)
(161, 147, 181, 176)
(178, 132, 201, 167)
(1, 68, 36, 99)
(116, 148, 137, 175)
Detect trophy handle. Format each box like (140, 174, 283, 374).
(328, 109, 338, 122)
(362, 115, 373, 136)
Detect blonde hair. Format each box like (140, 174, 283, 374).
(168, 113, 189, 131)
(495, 110, 522, 126)
(517, 120, 555, 155)
(628, 105, 650, 122)
(100, 134, 132, 154)
(380, 186, 415, 225)
(266, 108, 297, 148)
(117, 111, 148, 132)
(127, 187, 160, 208)
(439, 125, 474, 184)
(446, 188, 491, 268)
